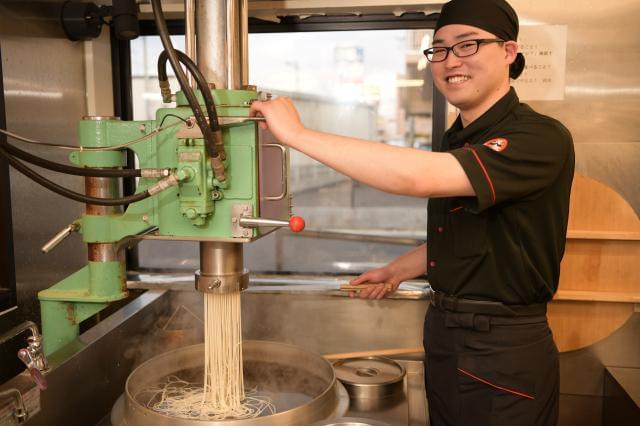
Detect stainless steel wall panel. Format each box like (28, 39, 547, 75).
(1, 1, 88, 325)
(511, 0, 640, 214)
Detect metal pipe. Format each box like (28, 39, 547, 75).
(239, 0, 249, 87)
(88, 243, 120, 262)
(184, 0, 196, 88)
(193, 1, 248, 293)
(239, 217, 289, 228)
(41, 223, 79, 254)
(85, 176, 121, 262)
(200, 241, 242, 275)
(84, 176, 120, 216)
(0, 321, 39, 346)
(0, 388, 27, 423)
(225, 0, 242, 89)
(294, 228, 426, 246)
(196, 242, 249, 293)
(194, 0, 244, 89)
(195, 0, 227, 88)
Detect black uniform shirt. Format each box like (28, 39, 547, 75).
(427, 87, 575, 305)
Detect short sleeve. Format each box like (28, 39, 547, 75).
(449, 119, 573, 213)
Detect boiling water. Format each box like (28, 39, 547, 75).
(135, 361, 330, 418)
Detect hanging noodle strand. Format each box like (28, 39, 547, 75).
(138, 291, 276, 420)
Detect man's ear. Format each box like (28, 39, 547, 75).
(504, 41, 518, 64)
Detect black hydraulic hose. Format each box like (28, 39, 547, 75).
(1, 147, 151, 206)
(150, 0, 218, 160)
(0, 141, 141, 177)
(157, 50, 221, 133)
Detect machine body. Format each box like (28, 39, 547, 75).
(38, 89, 294, 355)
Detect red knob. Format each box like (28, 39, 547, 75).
(288, 216, 305, 233)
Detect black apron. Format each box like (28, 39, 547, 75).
(423, 292, 559, 426)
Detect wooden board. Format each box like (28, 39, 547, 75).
(559, 239, 639, 294)
(549, 301, 635, 352)
(549, 174, 640, 352)
(567, 175, 640, 233)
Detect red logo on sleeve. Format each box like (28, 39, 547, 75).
(483, 137, 509, 152)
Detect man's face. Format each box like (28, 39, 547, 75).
(430, 24, 516, 114)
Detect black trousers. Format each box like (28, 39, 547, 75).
(423, 305, 559, 426)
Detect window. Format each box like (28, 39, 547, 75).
(130, 25, 438, 275)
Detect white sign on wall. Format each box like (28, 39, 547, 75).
(512, 25, 568, 101)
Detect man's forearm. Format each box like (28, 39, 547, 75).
(290, 129, 470, 198)
(387, 244, 427, 282)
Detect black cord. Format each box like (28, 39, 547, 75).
(0, 141, 141, 177)
(157, 50, 221, 133)
(2, 148, 151, 206)
(150, 0, 219, 160)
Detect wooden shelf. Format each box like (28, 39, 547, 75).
(567, 230, 640, 241)
(554, 290, 640, 303)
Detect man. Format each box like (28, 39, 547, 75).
(250, 0, 574, 424)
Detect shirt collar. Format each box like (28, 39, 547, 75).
(444, 87, 520, 149)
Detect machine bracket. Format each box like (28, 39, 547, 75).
(231, 203, 254, 238)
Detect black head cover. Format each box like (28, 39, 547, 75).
(435, 0, 525, 79)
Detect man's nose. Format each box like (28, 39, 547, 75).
(444, 51, 462, 67)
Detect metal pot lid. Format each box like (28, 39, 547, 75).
(311, 417, 391, 426)
(332, 356, 405, 386)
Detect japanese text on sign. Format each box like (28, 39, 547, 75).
(512, 25, 567, 101)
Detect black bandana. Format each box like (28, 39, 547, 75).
(434, 0, 525, 79)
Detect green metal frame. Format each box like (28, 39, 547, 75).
(39, 89, 258, 356)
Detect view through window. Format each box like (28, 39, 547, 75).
(131, 28, 435, 275)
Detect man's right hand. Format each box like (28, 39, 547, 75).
(249, 97, 306, 147)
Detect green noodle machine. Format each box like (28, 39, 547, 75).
(38, 90, 303, 355)
(37, 0, 304, 357)
(38, 89, 302, 356)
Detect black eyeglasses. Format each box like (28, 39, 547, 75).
(423, 38, 505, 62)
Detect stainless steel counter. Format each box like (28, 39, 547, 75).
(2, 274, 430, 425)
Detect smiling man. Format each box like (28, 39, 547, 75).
(250, 0, 574, 424)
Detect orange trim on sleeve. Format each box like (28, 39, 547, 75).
(464, 146, 496, 204)
(457, 367, 535, 400)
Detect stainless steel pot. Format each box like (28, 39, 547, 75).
(113, 340, 348, 425)
(332, 356, 405, 412)
(332, 356, 405, 399)
(311, 418, 392, 426)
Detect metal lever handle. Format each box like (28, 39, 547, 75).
(239, 216, 305, 233)
(17, 348, 48, 391)
(41, 223, 79, 253)
(16, 332, 48, 391)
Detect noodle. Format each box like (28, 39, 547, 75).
(138, 292, 276, 420)
(202, 292, 244, 411)
(140, 377, 275, 420)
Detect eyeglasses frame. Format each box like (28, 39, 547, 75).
(423, 38, 506, 63)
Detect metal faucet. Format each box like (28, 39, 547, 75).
(0, 388, 28, 423)
(0, 321, 49, 390)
